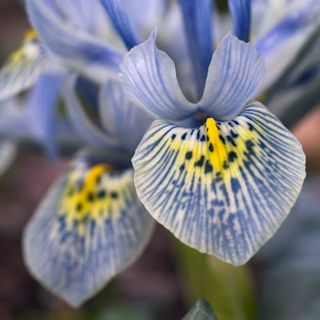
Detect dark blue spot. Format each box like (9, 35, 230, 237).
(228, 151, 238, 162)
(205, 161, 213, 174)
(195, 156, 205, 167)
(110, 191, 119, 199)
(219, 135, 225, 144)
(97, 190, 106, 199)
(185, 151, 193, 160)
(231, 177, 240, 193)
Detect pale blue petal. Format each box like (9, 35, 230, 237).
(62, 77, 130, 165)
(228, 0, 251, 42)
(100, 0, 139, 49)
(128, 0, 169, 39)
(254, 0, 320, 91)
(99, 81, 152, 152)
(120, 30, 197, 120)
(120, 32, 264, 121)
(0, 96, 79, 151)
(0, 99, 31, 139)
(0, 31, 48, 101)
(178, 0, 213, 97)
(0, 141, 16, 176)
(26, 0, 123, 80)
(132, 102, 305, 265)
(23, 152, 154, 307)
(26, 71, 66, 158)
(199, 33, 265, 120)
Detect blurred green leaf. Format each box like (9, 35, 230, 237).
(96, 304, 153, 320)
(175, 242, 256, 320)
(183, 299, 217, 320)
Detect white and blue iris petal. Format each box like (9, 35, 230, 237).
(0, 30, 48, 101)
(25, 0, 170, 83)
(253, 0, 320, 91)
(23, 151, 155, 307)
(23, 67, 155, 306)
(26, 0, 124, 82)
(121, 32, 306, 265)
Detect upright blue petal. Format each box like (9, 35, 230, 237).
(228, 0, 251, 42)
(178, 0, 213, 97)
(200, 33, 264, 119)
(26, 0, 123, 82)
(24, 152, 154, 307)
(99, 81, 152, 152)
(132, 103, 305, 265)
(120, 32, 264, 121)
(27, 71, 66, 158)
(62, 77, 130, 165)
(100, 0, 139, 49)
(120, 30, 197, 121)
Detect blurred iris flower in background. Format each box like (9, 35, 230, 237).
(0, 0, 319, 313)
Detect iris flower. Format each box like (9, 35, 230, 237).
(0, 0, 312, 308)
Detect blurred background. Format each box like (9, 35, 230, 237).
(1, 1, 320, 320)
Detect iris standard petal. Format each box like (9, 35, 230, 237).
(100, 0, 139, 49)
(199, 33, 265, 120)
(121, 32, 264, 121)
(26, 0, 122, 82)
(0, 30, 48, 101)
(120, 30, 196, 120)
(99, 81, 152, 152)
(23, 152, 154, 307)
(178, 0, 213, 97)
(132, 102, 305, 265)
(228, 0, 251, 42)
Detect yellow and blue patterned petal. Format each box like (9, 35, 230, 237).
(0, 30, 48, 100)
(132, 102, 305, 265)
(23, 152, 154, 307)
